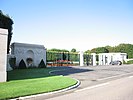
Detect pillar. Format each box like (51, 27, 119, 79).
(98, 54, 102, 65)
(79, 51, 84, 66)
(91, 53, 96, 66)
(0, 28, 8, 82)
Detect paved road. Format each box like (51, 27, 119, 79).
(46, 75, 133, 100)
(51, 65, 133, 89)
(24, 65, 133, 100)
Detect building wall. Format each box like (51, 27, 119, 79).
(11, 43, 46, 68)
(0, 28, 8, 82)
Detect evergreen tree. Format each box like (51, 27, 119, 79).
(19, 59, 26, 69)
(38, 59, 46, 68)
(0, 10, 14, 54)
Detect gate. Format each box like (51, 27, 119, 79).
(83, 53, 92, 66)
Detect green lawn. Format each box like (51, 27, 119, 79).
(0, 68, 77, 99)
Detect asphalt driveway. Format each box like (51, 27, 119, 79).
(50, 65, 133, 89)
(23, 65, 133, 100)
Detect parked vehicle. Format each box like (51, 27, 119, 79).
(110, 60, 122, 65)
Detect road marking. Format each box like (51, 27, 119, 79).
(128, 76, 133, 78)
(97, 72, 133, 81)
(75, 82, 109, 92)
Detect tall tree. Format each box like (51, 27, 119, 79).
(0, 10, 13, 54)
(114, 43, 133, 58)
(90, 48, 96, 53)
(84, 50, 91, 54)
(71, 48, 76, 52)
(91, 43, 133, 58)
(91, 47, 109, 54)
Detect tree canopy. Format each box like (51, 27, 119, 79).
(113, 44, 133, 58)
(47, 48, 69, 52)
(90, 47, 109, 54)
(84, 50, 91, 54)
(87, 43, 133, 58)
(0, 10, 13, 54)
(71, 48, 76, 52)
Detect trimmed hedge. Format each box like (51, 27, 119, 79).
(19, 59, 27, 69)
(38, 59, 46, 68)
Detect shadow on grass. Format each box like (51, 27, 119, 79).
(7, 66, 93, 81)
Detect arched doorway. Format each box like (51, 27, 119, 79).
(26, 50, 34, 67)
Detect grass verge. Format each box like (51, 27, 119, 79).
(0, 68, 77, 99)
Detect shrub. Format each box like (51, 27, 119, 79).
(38, 59, 46, 68)
(19, 59, 27, 69)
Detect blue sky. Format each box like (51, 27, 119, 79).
(1, 0, 133, 51)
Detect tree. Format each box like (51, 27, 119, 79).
(62, 52, 66, 60)
(91, 47, 109, 54)
(114, 43, 133, 58)
(48, 48, 69, 52)
(90, 43, 133, 58)
(105, 45, 114, 52)
(71, 48, 76, 52)
(96, 47, 109, 53)
(0, 10, 14, 54)
(38, 59, 46, 68)
(90, 48, 96, 53)
(19, 59, 26, 69)
(84, 50, 91, 54)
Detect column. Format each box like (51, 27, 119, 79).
(0, 28, 8, 82)
(91, 53, 96, 66)
(98, 54, 102, 65)
(79, 51, 84, 66)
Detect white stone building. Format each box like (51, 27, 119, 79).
(11, 42, 46, 68)
(98, 53, 127, 65)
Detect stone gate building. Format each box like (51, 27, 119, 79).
(11, 42, 46, 68)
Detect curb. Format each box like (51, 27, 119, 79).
(12, 78, 80, 100)
(11, 72, 80, 100)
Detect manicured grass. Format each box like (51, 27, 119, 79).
(126, 60, 133, 64)
(0, 68, 77, 99)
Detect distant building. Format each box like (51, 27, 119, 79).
(98, 53, 127, 65)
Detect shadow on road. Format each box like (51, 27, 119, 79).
(50, 66, 94, 76)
